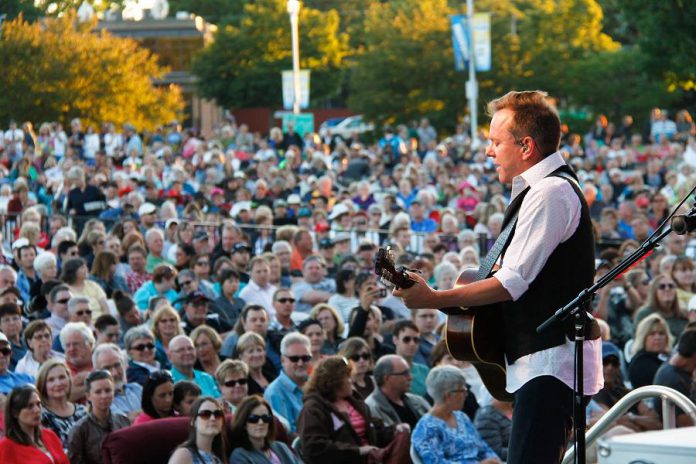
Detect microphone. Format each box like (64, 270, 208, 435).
(671, 214, 696, 235)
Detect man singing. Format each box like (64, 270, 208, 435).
(396, 90, 603, 463)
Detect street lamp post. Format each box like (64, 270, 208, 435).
(466, 0, 478, 144)
(287, 0, 301, 115)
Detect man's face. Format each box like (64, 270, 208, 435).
(169, 338, 196, 371)
(393, 328, 420, 358)
(250, 262, 270, 287)
(20, 247, 36, 270)
(95, 349, 125, 390)
(275, 247, 291, 268)
(222, 230, 237, 251)
(303, 260, 324, 284)
(97, 324, 122, 345)
(385, 358, 412, 395)
(60, 246, 79, 263)
(396, 230, 411, 248)
(486, 108, 527, 184)
(184, 301, 208, 327)
(128, 252, 146, 272)
(0, 270, 15, 289)
(147, 234, 164, 256)
(71, 302, 92, 325)
(0, 313, 22, 338)
(47, 290, 70, 321)
(0, 342, 10, 374)
(414, 309, 438, 334)
(232, 250, 250, 270)
(281, 342, 311, 385)
(273, 291, 295, 319)
(409, 203, 424, 220)
(64, 332, 92, 368)
(243, 309, 268, 336)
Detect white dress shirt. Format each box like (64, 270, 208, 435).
(493, 151, 603, 395)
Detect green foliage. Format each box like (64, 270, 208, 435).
(0, 0, 43, 21)
(167, 0, 246, 25)
(0, 14, 183, 130)
(192, 0, 349, 109)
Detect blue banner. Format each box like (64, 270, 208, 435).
(450, 15, 470, 72)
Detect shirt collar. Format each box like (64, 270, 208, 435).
(279, 370, 302, 392)
(510, 151, 565, 201)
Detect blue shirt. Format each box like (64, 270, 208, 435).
(16, 269, 36, 304)
(412, 411, 498, 464)
(133, 281, 178, 311)
(111, 382, 143, 416)
(0, 370, 35, 394)
(411, 217, 438, 233)
(171, 366, 221, 399)
(264, 370, 304, 433)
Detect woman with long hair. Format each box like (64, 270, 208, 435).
(134, 370, 176, 425)
(628, 314, 674, 389)
(298, 319, 327, 373)
(152, 305, 184, 365)
(337, 337, 375, 399)
(90, 250, 128, 298)
(169, 396, 228, 464)
(0, 385, 69, 463)
(229, 395, 300, 464)
(670, 256, 696, 310)
(309, 304, 345, 354)
(634, 273, 688, 340)
(61, 257, 109, 318)
(36, 359, 87, 449)
(328, 269, 358, 323)
(192, 325, 223, 377)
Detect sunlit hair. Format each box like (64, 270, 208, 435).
(631, 313, 674, 355)
(176, 396, 228, 464)
(36, 359, 73, 403)
(304, 356, 352, 402)
(229, 395, 276, 451)
(643, 273, 684, 317)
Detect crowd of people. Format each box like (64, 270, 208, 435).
(0, 105, 694, 463)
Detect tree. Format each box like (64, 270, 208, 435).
(167, 0, 246, 25)
(192, 0, 349, 109)
(0, 14, 183, 130)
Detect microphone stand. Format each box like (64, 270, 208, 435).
(537, 185, 696, 464)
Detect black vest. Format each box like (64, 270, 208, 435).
(500, 165, 597, 364)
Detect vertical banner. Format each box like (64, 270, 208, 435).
(449, 15, 469, 72)
(472, 13, 492, 72)
(282, 70, 311, 110)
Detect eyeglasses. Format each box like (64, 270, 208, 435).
(247, 414, 273, 424)
(76, 309, 93, 317)
(131, 343, 155, 351)
(223, 378, 248, 387)
(180, 281, 193, 287)
(55, 298, 70, 305)
(389, 370, 411, 377)
(401, 336, 421, 344)
(32, 332, 52, 341)
(276, 298, 295, 304)
(658, 283, 676, 290)
(196, 261, 209, 266)
(350, 353, 371, 362)
(0, 346, 11, 356)
(286, 355, 312, 364)
(197, 409, 224, 420)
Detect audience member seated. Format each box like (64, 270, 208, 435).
(264, 332, 312, 434)
(168, 397, 227, 464)
(348, 274, 391, 359)
(412, 308, 440, 367)
(36, 359, 87, 450)
(0, 302, 27, 370)
(134, 370, 176, 424)
(180, 291, 231, 337)
(412, 366, 500, 464)
(365, 355, 429, 429)
(60, 322, 95, 403)
(0, 332, 33, 394)
(94, 315, 122, 347)
(298, 356, 411, 464)
(133, 264, 178, 312)
(327, 268, 359, 323)
(628, 314, 672, 388)
(191, 325, 224, 377)
(338, 337, 376, 399)
(215, 359, 249, 414)
(594, 341, 661, 432)
(309, 303, 345, 354)
(229, 395, 301, 464)
(429, 341, 483, 420)
(292, 255, 335, 315)
(61, 258, 109, 319)
(92, 343, 142, 420)
(16, 320, 64, 378)
(239, 257, 278, 316)
(212, 269, 245, 328)
(391, 320, 429, 397)
(297, 319, 327, 373)
(152, 305, 183, 369)
(633, 273, 688, 340)
(67, 370, 129, 463)
(653, 329, 696, 427)
(221, 305, 280, 372)
(474, 399, 513, 462)
(168, 335, 221, 398)
(173, 380, 202, 416)
(125, 326, 161, 386)
(112, 290, 141, 342)
(236, 332, 277, 396)
(0, 385, 69, 463)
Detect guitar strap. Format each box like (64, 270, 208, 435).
(476, 188, 529, 281)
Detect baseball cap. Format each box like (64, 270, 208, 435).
(0, 331, 8, 344)
(287, 194, 301, 205)
(233, 171, 246, 179)
(231, 243, 251, 254)
(164, 218, 180, 230)
(602, 341, 621, 361)
(329, 203, 350, 220)
(0, 286, 22, 299)
(184, 291, 211, 305)
(273, 199, 287, 208)
(333, 232, 351, 243)
(319, 238, 334, 249)
(138, 202, 157, 217)
(298, 207, 312, 218)
(192, 230, 208, 242)
(11, 238, 30, 251)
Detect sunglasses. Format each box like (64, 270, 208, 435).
(389, 370, 411, 377)
(55, 298, 70, 304)
(76, 310, 93, 317)
(276, 298, 295, 304)
(350, 353, 371, 362)
(0, 347, 11, 356)
(247, 414, 273, 424)
(131, 343, 155, 351)
(196, 261, 209, 266)
(286, 355, 312, 364)
(180, 281, 193, 287)
(198, 409, 224, 420)
(224, 378, 248, 387)
(401, 336, 421, 344)
(658, 283, 676, 290)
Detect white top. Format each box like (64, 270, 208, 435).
(493, 151, 603, 395)
(15, 350, 65, 378)
(239, 280, 278, 318)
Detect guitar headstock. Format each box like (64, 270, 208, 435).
(374, 247, 415, 289)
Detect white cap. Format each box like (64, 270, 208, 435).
(11, 238, 30, 250)
(0, 331, 8, 344)
(329, 203, 350, 220)
(165, 218, 180, 229)
(230, 201, 252, 218)
(287, 194, 301, 205)
(138, 203, 157, 217)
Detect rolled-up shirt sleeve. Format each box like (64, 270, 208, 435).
(493, 177, 581, 301)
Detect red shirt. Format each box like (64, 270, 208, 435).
(0, 428, 69, 464)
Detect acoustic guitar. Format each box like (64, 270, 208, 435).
(374, 247, 513, 402)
